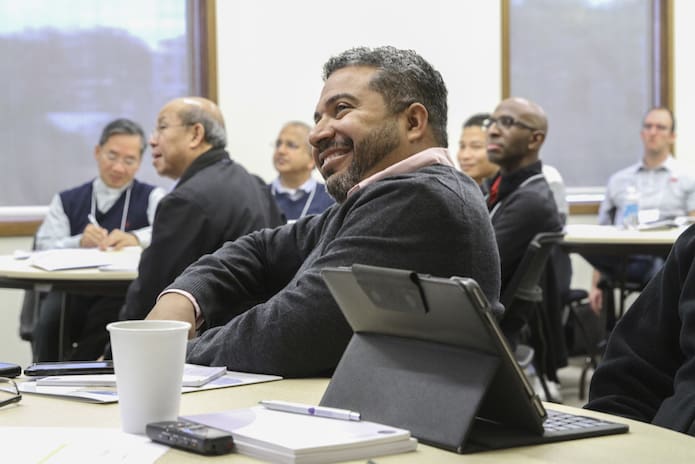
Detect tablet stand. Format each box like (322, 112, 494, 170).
(321, 332, 500, 451)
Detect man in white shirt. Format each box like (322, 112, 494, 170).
(31, 118, 166, 361)
(269, 121, 334, 221)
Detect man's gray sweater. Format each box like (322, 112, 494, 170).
(173, 164, 501, 377)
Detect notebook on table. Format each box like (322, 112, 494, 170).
(319, 264, 628, 453)
(184, 406, 417, 464)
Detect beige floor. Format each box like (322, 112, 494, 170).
(556, 356, 595, 408)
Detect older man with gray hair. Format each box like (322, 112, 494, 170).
(120, 97, 284, 323)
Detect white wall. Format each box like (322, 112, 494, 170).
(216, 0, 502, 182)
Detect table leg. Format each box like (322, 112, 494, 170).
(31, 284, 52, 363)
(58, 292, 68, 361)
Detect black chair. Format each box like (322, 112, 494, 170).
(562, 289, 607, 400)
(593, 206, 657, 330)
(598, 274, 645, 331)
(18, 236, 73, 361)
(500, 231, 566, 402)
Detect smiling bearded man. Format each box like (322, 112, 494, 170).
(144, 46, 501, 377)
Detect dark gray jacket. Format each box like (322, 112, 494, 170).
(176, 163, 501, 377)
(123, 148, 284, 321)
(586, 224, 695, 436)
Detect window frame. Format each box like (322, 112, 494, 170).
(501, 0, 673, 215)
(0, 0, 218, 237)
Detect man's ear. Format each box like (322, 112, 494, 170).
(528, 131, 546, 151)
(404, 103, 429, 142)
(189, 122, 206, 148)
(93, 144, 101, 160)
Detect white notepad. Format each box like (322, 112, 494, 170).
(30, 249, 114, 271)
(184, 406, 417, 464)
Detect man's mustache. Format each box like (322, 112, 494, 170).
(315, 138, 353, 154)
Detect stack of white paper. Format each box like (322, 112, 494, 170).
(36, 364, 227, 388)
(29, 247, 142, 272)
(30, 249, 114, 271)
(184, 406, 417, 463)
(19, 367, 282, 403)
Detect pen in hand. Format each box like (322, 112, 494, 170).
(82, 213, 109, 248)
(88, 213, 101, 227)
(259, 400, 361, 421)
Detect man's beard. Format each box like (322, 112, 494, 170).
(325, 120, 400, 203)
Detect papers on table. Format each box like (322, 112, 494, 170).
(0, 427, 168, 463)
(28, 247, 141, 272)
(184, 406, 417, 464)
(19, 369, 282, 404)
(30, 249, 113, 271)
(637, 216, 695, 231)
(36, 364, 227, 388)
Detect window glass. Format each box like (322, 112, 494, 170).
(509, 0, 653, 189)
(0, 0, 187, 205)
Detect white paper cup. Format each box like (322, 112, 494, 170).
(107, 320, 191, 434)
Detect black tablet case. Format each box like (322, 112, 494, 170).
(319, 264, 627, 453)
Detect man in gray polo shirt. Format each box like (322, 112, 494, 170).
(589, 107, 695, 314)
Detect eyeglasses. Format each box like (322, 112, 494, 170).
(642, 123, 670, 132)
(483, 115, 539, 132)
(0, 377, 21, 408)
(151, 123, 193, 139)
(101, 151, 140, 167)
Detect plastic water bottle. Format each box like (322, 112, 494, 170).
(621, 185, 640, 229)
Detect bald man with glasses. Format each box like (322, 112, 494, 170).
(484, 98, 563, 299)
(483, 97, 565, 399)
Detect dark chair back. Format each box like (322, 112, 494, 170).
(500, 231, 566, 402)
(500, 231, 566, 345)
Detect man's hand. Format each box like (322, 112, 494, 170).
(589, 269, 603, 316)
(146, 293, 197, 339)
(589, 287, 603, 315)
(99, 229, 139, 250)
(80, 223, 108, 248)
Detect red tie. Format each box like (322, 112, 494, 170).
(488, 176, 501, 207)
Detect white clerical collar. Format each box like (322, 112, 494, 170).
(93, 177, 132, 197)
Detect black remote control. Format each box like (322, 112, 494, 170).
(146, 419, 234, 455)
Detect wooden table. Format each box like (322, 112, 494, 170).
(2, 378, 693, 463)
(0, 249, 139, 359)
(560, 224, 687, 324)
(561, 224, 685, 258)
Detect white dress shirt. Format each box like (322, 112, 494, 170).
(35, 178, 166, 250)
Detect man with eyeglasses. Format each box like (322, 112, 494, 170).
(0, 377, 21, 408)
(588, 107, 695, 317)
(269, 121, 334, 221)
(458, 112, 569, 222)
(117, 97, 284, 325)
(484, 97, 563, 349)
(32, 118, 167, 361)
